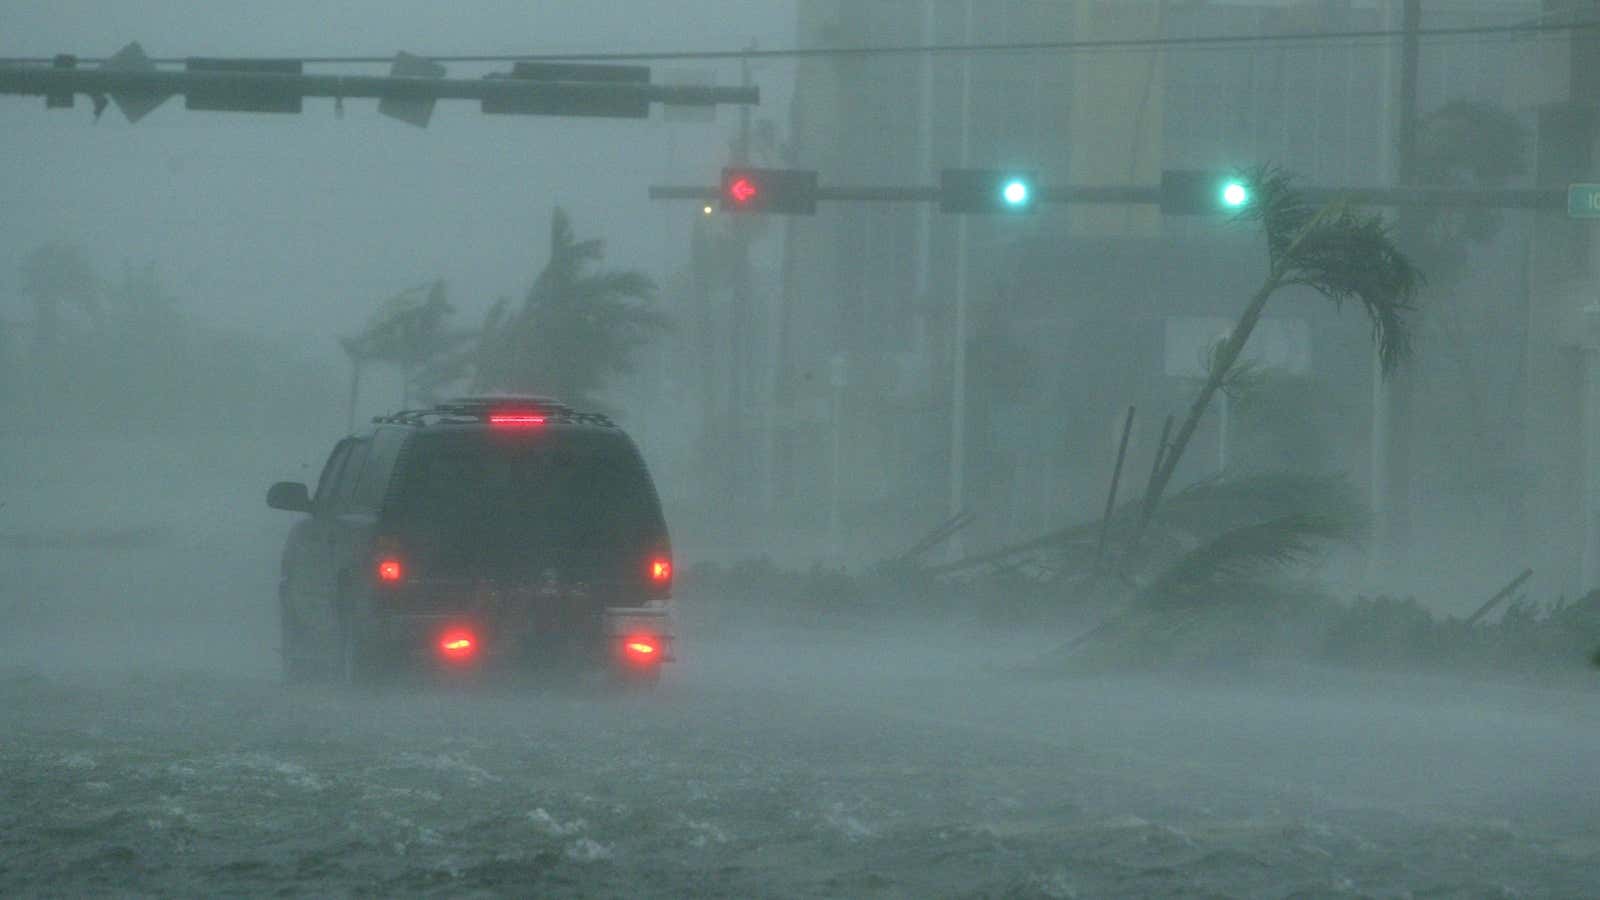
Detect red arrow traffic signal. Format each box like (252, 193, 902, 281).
(729, 176, 759, 205)
(719, 167, 818, 215)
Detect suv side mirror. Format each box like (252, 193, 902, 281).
(267, 481, 312, 513)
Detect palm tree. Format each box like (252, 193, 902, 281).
(20, 241, 98, 349)
(341, 279, 470, 421)
(474, 207, 667, 409)
(1125, 166, 1422, 565)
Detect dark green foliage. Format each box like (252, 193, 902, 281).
(474, 207, 668, 409)
(1153, 472, 1367, 546)
(1137, 514, 1359, 612)
(1415, 100, 1527, 185)
(1123, 168, 1421, 567)
(1238, 165, 1422, 376)
(341, 279, 473, 406)
(1413, 100, 1528, 271)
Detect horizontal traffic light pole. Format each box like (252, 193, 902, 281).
(0, 63, 759, 109)
(651, 183, 1569, 210)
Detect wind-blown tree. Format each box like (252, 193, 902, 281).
(474, 207, 667, 409)
(1413, 100, 1527, 275)
(340, 279, 470, 417)
(20, 241, 98, 349)
(1125, 166, 1422, 564)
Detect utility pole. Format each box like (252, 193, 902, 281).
(948, 0, 976, 558)
(1374, 0, 1421, 579)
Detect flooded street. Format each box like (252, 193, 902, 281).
(5, 604, 1597, 898)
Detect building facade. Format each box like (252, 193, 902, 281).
(758, 0, 1597, 603)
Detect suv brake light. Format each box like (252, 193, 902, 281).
(489, 413, 546, 427)
(649, 557, 672, 584)
(374, 536, 406, 584)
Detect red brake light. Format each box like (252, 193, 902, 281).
(439, 628, 477, 661)
(650, 558, 672, 583)
(377, 558, 403, 582)
(622, 636, 659, 663)
(489, 413, 546, 427)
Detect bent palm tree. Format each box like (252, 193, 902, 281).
(1125, 166, 1422, 565)
(342, 279, 470, 414)
(474, 207, 667, 409)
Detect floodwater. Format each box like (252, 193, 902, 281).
(4, 610, 1598, 898)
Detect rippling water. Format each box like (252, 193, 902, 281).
(4, 618, 1597, 898)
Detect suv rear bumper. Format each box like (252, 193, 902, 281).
(369, 604, 674, 665)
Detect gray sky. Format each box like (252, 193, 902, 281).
(0, 1, 794, 340)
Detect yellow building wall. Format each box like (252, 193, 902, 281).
(1069, 1, 1165, 237)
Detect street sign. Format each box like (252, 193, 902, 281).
(1569, 184, 1600, 219)
(482, 62, 651, 118)
(185, 58, 303, 113)
(102, 42, 169, 123)
(377, 52, 445, 128)
(662, 69, 716, 123)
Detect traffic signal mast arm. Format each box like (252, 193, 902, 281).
(0, 59, 757, 111)
(652, 182, 1568, 210)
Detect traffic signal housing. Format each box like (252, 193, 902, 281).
(940, 169, 1038, 214)
(719, 167, 819, 215)
(1160, 169, 1253, 215)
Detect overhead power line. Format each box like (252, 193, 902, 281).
(0, 19, 1594, 67)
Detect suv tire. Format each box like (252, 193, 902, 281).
(279, 593, 316, 685)
(336, 593, 382, 688)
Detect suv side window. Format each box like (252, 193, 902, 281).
(312, 439, 356, 510)
(329, 439, 371, 513)
(352, 427, 408, 513)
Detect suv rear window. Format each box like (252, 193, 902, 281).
(391, 431, 664, 574)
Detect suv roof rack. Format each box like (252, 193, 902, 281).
(440, 394, 572, 414)
(371, 395, 615, 429)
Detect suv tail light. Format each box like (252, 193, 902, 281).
(438, 627, 478, 662)
(649, 556, 672, 585)
(621, 635, 659, 665)
(374, 536, 406, 584)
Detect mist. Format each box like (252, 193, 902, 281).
(4, 2, 1600, 897)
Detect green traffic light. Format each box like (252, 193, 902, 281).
(1002, 178, 1030, 207)
(1220, 180, 1249, 208)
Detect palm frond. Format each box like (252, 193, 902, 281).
(1237, 165, 1423, 375)
(575, 270, 657, 303)
(1137, 513, 1358, 611)
(476, 207, 668, 399)
(1154, 472, 1368, 544)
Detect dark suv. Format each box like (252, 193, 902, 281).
(266, 396, 673, 686)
